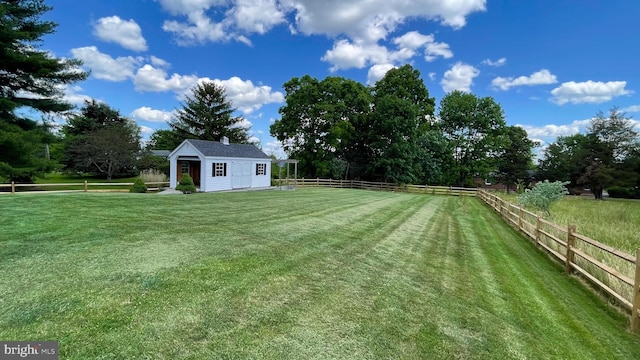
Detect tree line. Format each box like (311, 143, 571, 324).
(270, 65, 535, 188)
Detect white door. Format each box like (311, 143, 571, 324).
(232, 161, 252, 189)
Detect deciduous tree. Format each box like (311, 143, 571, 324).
(438, 91, 507, 186)
(496, 126, 536, 193)
(63, 101, 141, 180)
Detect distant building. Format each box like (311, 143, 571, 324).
(168, 138, 271, 192)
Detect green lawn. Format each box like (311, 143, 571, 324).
(1, 189, 639, 359)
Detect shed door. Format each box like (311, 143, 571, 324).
(232, 161, 251, 189)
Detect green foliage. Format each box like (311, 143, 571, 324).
(271, 75, 371, 179)
(438, 91, 508, 186)
(137, 153, 170, 176)
(148, 129, 183, 150)
(496, 126, 536, 193)
(606, 186, 639, 199)
(176, 173, 197, 193)
(368, 65, 436, 183)
(170, 81, 249, 144)
(517, 180, 569, 216)
(0, 0, 88, 182)
(129, 178, 147, 193)
(62, 100, 141, 180)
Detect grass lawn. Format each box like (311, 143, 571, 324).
(1, 188, 639, 359)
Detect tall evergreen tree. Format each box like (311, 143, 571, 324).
(170, 81, 249, 144)
(0, 0, 88, 181)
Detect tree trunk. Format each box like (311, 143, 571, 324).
(593, 186, 603, 200)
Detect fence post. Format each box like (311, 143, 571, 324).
(565, 224, 576, 273)
(84, 180, 88, 192)
(632, 248, 640, 332)
(535, 213, 542, 245)
(518, 207, 524, 231)
(11, 181, 15, 194)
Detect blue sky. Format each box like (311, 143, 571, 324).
(41, 0, 640, 157)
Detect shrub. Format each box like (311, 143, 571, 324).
(607, 186, 638, 199)
(130, 178, 147, 193)
(176, 174, 197, 194)
(517, 180, 569, 216)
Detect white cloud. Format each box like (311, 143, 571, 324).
(131, 107, 175, 123)
(428, 72, 436, 81)
(491, 69, 558, 91)
(62, 85, 94, 106)
(516, 119, 592, 138)
(213, 77, 284, 114)
(551, 80, 633, 105)
(367, 63, 396, 85)
(93, 16, 148, 52)
(440, 62, 479, 93)
(285, 0, 486, 42)
(133, 64, 201, 92)
(622, 105, 640, 113)
(482, 57, 506, 67)
(425, 41, 453, 62)
(139, 125, 155, 136)
(157, 0, 486, 45)
(392, 31, 452, 62)
(228, 0, 287, 35)
(71, 46, 142, 81)
(322, 31, 451, 71)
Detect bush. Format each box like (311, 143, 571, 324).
(607, 186, 638, 199)
(176, 174, 197, 194)
(130, 178, 147, 193)
(517, 180, 569, 216)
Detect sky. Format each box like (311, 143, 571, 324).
(39, 0, 640, 158)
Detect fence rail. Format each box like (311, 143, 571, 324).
(477, 189, 640, 331)
(295, 178, 478, 196)
(0, 181, 169, 194)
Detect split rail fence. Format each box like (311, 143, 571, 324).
(0, 181, 169, 194)
(295, 178, 478, 197)
(478, 189, 640, 331)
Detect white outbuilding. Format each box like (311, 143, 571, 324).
(169, 138, 272, 192)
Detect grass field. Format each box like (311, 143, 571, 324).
(497, 192, 640, 253)
(1, 188, 639, 359)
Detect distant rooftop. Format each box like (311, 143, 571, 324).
(185, 139, 270, 159)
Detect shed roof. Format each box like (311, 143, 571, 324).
(185, 139, 270, 159)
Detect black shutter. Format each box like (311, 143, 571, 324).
(212, 163, 215, 177)
(223, 163, 227, 177)
(256, 164, 259, 175)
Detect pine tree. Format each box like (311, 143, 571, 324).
(170, 81, 249, 144)
(0, 0, 88, 181)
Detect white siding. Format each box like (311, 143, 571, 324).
(203, 158, 232, 192)
(251, 160, 271, 188)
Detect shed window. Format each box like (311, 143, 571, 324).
(213, 162, 227, 177)
(181, 161, 189, 174)
(256, 163, 266, 176)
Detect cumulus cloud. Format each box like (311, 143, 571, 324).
(392, 31, 453, 62)
(133, 64, 201, 92)
(440, 62, 479, 93)
(131, 107, 175, 123)
(491, 69, 558, 91)
(157, 0, 486, 46)
(550, 80, 633, 105)
(517, 121, 586, 138)
(93, 16, 148, 51)
(71, 46, 142, 81)
(482, 57, 506, 67)
(213, 77, 284, 114)
(367, 63, 396, 85)
(622, 105, 640, 113)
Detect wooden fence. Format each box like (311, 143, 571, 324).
(0, 181, 169, 194)
(295, 178, 478, 197)
(477, 189, 640, 331)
